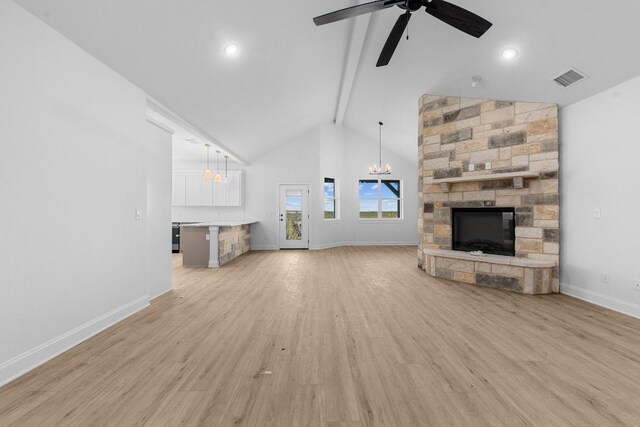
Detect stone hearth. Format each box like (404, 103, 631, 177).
(417, 95, 559, 294)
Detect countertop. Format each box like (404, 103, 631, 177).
(180, 221, 258, 228)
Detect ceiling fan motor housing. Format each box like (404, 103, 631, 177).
(398, 0, 423, 12)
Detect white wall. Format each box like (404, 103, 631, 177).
(146, 123, 173, 299)
(171, 124, 419, 250)
(560, 75, 640, 318)
(0, 1, 172, 386)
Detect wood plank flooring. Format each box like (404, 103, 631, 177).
(1, 246, 640, 426)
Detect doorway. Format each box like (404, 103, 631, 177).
(279, 184, 309, 249)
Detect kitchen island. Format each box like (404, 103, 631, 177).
(180, 221, 257, 268)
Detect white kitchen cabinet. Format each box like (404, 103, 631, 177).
(185, 172, 204, 206)
(172, 170, 242, 207)
(172, 172, 186, 206)
(202, 178, 214, 206)
(213, 181, 227, 206)
(226, 171, 242, 206)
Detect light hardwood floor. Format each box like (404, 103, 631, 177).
(1, 246, 640, 426)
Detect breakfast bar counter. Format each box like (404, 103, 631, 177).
(180, 221, 257, 268)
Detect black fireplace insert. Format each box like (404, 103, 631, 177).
(452, 208, 515, 256)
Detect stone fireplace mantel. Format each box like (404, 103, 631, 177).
(417, 95, 560, 295)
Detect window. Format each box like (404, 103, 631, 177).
(323, 177, 339, 220)
(359, 179, 402, 219)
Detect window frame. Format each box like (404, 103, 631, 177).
(358, 178, 403, 221)
(323, 177, 340, 221)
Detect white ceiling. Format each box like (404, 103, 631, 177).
(15, 0, 640, 164)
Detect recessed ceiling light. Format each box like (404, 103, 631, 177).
(224, 44, 239, 57)
(501, 47, 519, 60)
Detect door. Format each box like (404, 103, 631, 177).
(279, 184, 309, 249)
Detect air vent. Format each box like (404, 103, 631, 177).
(553, 68, 588, 88)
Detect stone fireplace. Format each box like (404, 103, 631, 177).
(417, 95, 559, 294)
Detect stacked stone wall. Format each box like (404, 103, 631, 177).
(417, 95, 560, 293)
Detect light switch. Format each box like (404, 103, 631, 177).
(485, 162, 492, 170)
(205, 234, 210, 241)
(593, 209, 601, 219)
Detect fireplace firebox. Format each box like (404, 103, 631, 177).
(452, 208, 515, 256)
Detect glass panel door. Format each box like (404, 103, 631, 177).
(279, 185, 309, 249)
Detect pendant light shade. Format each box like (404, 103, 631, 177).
(369, 122, 391, 175)
(203, 144, 214, 179)
(213, 150, 223, 183)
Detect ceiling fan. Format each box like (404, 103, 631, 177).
(313, 0, 492, 67)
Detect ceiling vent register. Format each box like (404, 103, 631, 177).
(553, 68, 588, 88)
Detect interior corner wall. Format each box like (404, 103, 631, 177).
(0, 1, 171, 386)
(560, 75, 640, 318)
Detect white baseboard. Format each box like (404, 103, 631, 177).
(561, 283, 640, 320)
(250, 245, 279, 251)
(252, 242, 418, 251)
(310, 242, 347, 250)
(0, 295, 150, 388)
(311, 241, 418, 250)
(149, 288, 173, 302)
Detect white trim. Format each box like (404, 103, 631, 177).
(310, 241, 418, 250)
(149, 288, 173, 302)
(277, 183, 312, 250)
(0, 295, 150, 388)
(251, 245, 279, 251)
(322, 177, 340, 221)
(561, 283, 640, 320)
(357, 219, 405, 223)
(358, 178, 404, 220)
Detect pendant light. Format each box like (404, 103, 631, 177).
(203, 144, 214, 179)
(223, 155, 229, 183)
(369, 121, 391, 175)
(213, 150, 223, 183)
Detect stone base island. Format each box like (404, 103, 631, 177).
(180, 221, 256, 268)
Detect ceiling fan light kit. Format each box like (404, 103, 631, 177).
(313, 0, 492, 67)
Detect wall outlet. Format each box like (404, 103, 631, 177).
(601, 272, 610, 284)
(135, 209, 142, 221)
(205, 234, 210, 241)
(593, 208, 601, 219)
(468, 164, 475, 172)
(485, 162, 492, 170)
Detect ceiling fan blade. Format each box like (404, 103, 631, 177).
(376, 12, 411, 67)
(424, 0, 492, 38)
(313, 0, 405, 26)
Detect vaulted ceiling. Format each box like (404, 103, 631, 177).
(15, 0, 640, 164)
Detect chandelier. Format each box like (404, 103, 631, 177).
(369, 121, 391, 175)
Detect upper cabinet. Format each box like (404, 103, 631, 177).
(172, 170, 242, 207)
(172, 172, 187, 206)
